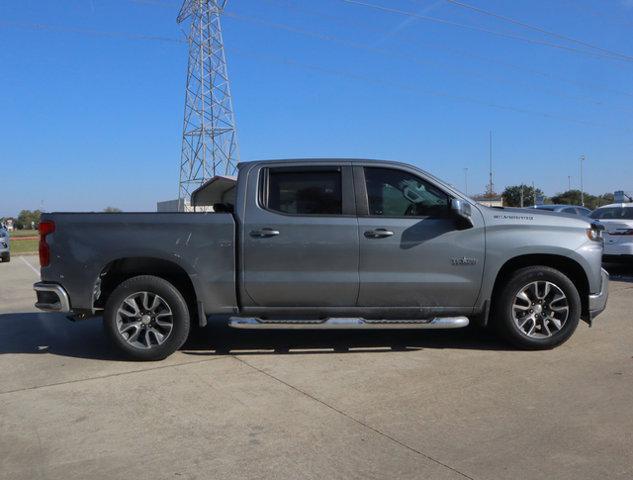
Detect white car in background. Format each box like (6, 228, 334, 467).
(0, 226, 10, 262)
(590, 203, 633, 262)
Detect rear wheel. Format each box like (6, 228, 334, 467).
(103, 275, 190, 361)
(493, 266, 581, 349)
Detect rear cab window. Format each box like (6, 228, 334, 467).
(262, 167, 343, 215)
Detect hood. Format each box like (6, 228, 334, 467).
(479, 206, 591, 229)
(595, 218, 633, 234)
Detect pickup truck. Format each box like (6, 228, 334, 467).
(33, 159, 609, 360)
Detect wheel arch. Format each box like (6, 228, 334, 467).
(94, 257, 202, 325)
(484, 254, 589, 326)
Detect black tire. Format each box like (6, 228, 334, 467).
(492, 266, 581, 350)
(1, 253, 9, 262)
(103, 275, 190, 361)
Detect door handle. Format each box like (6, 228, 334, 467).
(364, 228, 394, 239)
(250, 228, 280, 238)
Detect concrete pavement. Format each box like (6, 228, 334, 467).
(1, 256, 632, 479)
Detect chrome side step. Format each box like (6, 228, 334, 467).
(228, 316, 469, 330)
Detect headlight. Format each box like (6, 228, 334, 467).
(587, 223, 604, 242)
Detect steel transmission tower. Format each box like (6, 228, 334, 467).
(177, 0, 239, 203)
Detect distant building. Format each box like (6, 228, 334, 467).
(614, 191, 633, 203)
(473, 195, 504, 208)
(157, 198, 187, 212)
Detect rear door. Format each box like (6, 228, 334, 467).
(355, 164, 485, 312)
(241, 163, 359, 307)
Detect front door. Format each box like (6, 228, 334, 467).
(356, 165, 485, 312)
(241, 163, 359, 308)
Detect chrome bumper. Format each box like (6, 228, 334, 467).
(33, 282, 71, 312)
(588, 268, 609, 322)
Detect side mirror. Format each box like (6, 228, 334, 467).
(451, 198, 474, 229)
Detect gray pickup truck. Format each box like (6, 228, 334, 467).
(34, 159, 609, 360)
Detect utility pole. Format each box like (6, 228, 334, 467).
(579, 155, 586, 206)
(177, 0, 240, 204)
(486, 131, 494, 197)
(567, 175, 571, 191)
(520, 186, 524, 208)
(463, 167, 469, 195)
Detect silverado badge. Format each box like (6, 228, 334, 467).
(451, 257, 478, 266)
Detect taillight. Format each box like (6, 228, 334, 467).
(39, 220, 55, 267)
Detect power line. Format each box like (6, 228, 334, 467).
(0, 20, 185, 43)
(2, 20, 632, 133)
(126, 0, 633, 98)
(440, 0, 633, 62)
(339, 0, 633, 63)
(227, 45, 633, 133)
(260, 0, 633, 99)
(223, 11, 633, 114)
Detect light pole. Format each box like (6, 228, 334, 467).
(579, 155, 586, 206)
(567, 175, 571, 191)
(463, 167, 469, 195)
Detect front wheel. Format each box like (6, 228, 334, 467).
(492, 266, 581, 349)
(1, 253, 9, 262)
(103, 275, 190, 361)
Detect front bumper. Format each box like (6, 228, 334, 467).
(587, 268, 609, 322)
(33, 282, 71, 312)
(603, 240, 633, 257)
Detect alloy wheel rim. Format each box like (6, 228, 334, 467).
(512, 281, 569, 338)
(116, 291, 173, 349)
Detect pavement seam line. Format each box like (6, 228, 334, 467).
(0, 356, 226, 396)
(234, 356, 476, 480)
(20, 256, 41, 276)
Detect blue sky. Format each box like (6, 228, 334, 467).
(1, 0, 633, 215)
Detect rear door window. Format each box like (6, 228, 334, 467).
(265, 168, 342, 215)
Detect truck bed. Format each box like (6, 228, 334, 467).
(40, 212, 237, 315)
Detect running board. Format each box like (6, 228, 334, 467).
(228, 317, 469, 330)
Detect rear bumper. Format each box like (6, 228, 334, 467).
(587, 268, 609, 322)
(33, 282, 71, 312)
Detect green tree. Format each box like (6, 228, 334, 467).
(551, 189, 583, 206)
(16, 210, 41, 230)
(599, 193, 614, 205)
(103, 207, 122, 213)
(551, 190, 612, 210)
(502, 184, 544, 207)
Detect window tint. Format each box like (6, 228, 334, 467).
(562, 207, 577, 214)
(266, 169, 342, 215)
(364, 167, 449, 217)
(590, 207, 633, 220)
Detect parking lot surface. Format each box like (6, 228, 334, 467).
(1, 256, 632, 480)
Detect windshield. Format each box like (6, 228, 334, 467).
(590, 207, 633, 220)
